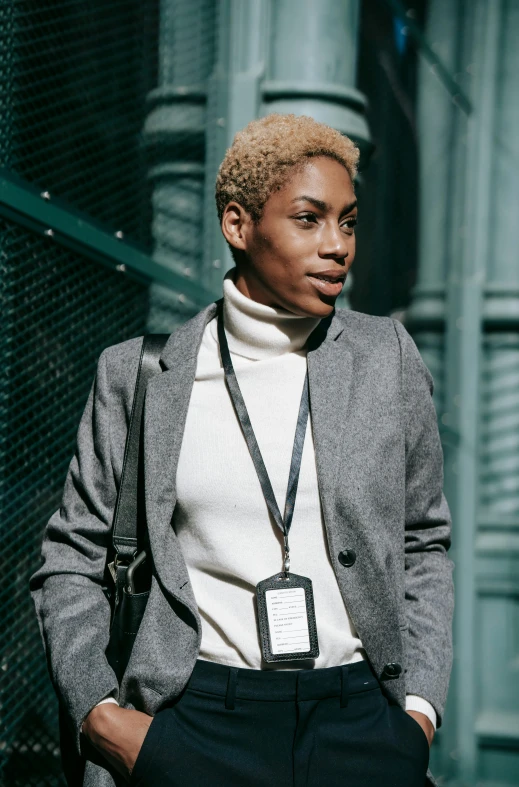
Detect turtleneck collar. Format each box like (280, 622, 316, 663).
(209, 268, 321, 360)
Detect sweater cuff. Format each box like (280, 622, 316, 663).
(405, 694, 437, 730)
(80, 695, 119, 733)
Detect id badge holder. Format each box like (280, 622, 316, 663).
(256, 572, 319, 663)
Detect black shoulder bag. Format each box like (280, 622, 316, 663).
(104, 334, 168, 682)
(64, 336, 168, 787)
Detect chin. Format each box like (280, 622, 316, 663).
(290, 298, 336, 319)
(311, 302, 337, 318)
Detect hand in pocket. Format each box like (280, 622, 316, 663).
(82, 704, 154, 780)
(405, 710, 434, 748)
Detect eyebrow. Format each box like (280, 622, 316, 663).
(291, 196, 358, 214)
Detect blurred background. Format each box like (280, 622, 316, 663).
(0, 0, 517, 785)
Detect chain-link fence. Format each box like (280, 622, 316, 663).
(0, 0, 159, 245)
(0, 2, 171, 785)
(0, 222, 149, 786)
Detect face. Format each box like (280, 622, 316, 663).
(220, 156, 357, 317)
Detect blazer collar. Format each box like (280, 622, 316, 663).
(158, 298, 345, 370)
(160, 300, 220, 370)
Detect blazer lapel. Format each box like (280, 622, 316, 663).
(307, 311, 352, 529)
(143, 300, 219, 612)
(309, 311, 402, 676)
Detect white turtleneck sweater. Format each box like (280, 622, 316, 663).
(173, 268, 365, 670)
(94, 267, 436, 728)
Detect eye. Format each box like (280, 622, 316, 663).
(294, 212, 318, 226)
(341, 216, 357, 233)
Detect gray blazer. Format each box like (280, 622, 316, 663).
(30, 301, 454, 787)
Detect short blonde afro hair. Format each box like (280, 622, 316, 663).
(215, 114, 359, 223)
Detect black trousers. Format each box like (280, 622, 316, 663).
(130, 659, 429, 787)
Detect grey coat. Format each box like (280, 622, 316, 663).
(30, 300, 454, 787)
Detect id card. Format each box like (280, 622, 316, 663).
(256, 572, 319, 663)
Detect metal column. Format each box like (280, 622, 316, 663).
(262, 0, 369, 150)
(474, 0, 519, 781)
(408, 0, 461, 412)
(409, 0, 519, 783)
(145, 0, 217, 332)
(203, 0, 270, 284)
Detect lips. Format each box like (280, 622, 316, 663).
(307, 270, 346, 297)
(308, 269, 346, 282)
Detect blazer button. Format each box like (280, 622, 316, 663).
(338, 549, 356, 567)
(382, 662, 402, 679)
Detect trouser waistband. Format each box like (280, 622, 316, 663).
(186, 658, 379, 704)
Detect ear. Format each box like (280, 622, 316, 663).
(221, 201, 253, 252)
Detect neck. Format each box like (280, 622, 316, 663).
(211, 268, 321, 360)
(233, 268, 283, 308)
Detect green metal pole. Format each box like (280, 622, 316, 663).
(204, 0, 270, 281)
(408, 6, 475, 779)
(263, 0, 369, 152)
(410, 0, 476, 782)
(410, 0, 519, 783)
(145, 0, 217, 331)
(407, 0, 462, 414)
(472, 0, 519, 780)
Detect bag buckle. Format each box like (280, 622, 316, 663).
(107, 550, 147, 604)
(125, 551, 147, 595)
(107, 550, 145, 586)
(107, 552, 130, 584)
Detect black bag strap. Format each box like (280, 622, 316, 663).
(111, 334, 169, 563)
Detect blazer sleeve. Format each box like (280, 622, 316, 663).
(29, 345, 132, 751)
(392, 319, 454, 729)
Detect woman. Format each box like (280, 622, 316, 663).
(31, 114, 454, 787)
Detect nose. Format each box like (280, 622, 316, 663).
(318, 221, 349, 260)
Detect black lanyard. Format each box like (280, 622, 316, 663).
(217, 303, 310, 575)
